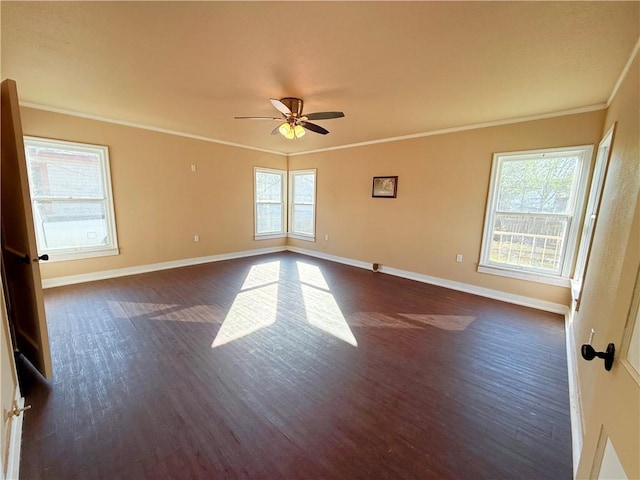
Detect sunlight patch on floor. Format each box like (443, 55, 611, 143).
(211, 260, 357, 348)
(211, 283, 279, 347)
(350, 312, 420, 328)
(300, 285, 357, 346)
(297, 261, 357, 347)
(398, 314, 476, 331)
(108, 301, 224, 323)
(296, 261, 329, 290)
(349, 312, 476, 330)
(241, 261, 280, 290)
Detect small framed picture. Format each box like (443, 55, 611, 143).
(372, 176, 398, 198)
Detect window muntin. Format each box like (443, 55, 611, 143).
(254, 167, 286, 237)
(480, 146, 592, 282)
(289, 169, 316, 239)
(24, 136, 119, 261)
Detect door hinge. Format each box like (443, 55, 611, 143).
(6, 401, 31, 419)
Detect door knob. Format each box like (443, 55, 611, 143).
(35, 254, 49, 262)
(581, 343, 615, 371)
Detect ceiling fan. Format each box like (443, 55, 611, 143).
(234, 97, 344, 139)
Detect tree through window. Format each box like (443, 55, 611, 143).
(479, 146, 593, 284)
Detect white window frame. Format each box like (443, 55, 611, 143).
(254, 166, 287, 240)
(478, 145, 593, 287)
(23, 136, 119, 262)
(288, 169, 317, 241)
(571, 125, 615, 305)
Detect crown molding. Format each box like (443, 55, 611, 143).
(288, 103, 607, 156)
(607, 36, 640, 107)
(18, 101, 285, 156)
(20, 100, 608, 159)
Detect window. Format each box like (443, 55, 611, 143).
(572, 125, 615, 306)
(24, 136, 119, 261)
(289, 169, 316, 240)
(254, 167, 286, 238)
(479, 145, 593, 286)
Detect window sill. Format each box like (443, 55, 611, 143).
(477, 264, 570, 287)
(254, 233, 287, 241)
(42, 247, 119, 263)
(288, 233, 315, 242)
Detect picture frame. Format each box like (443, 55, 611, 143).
(372, 176, 398, 198)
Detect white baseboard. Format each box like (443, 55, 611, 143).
(5, 395, 25, 480)
(42, 244, 569, 315)
(41, 246, 287, 288)
(565, 310, 583, 477)
(287, 246, 569, 315)
(287, 246, 372, 270)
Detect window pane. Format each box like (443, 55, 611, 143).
(497, 156, 579, 214)
(24, 137, 118, 258)
(489, 214, 568, 273)
(293, 174, 315, 203)
(26, 146, 105, 199)
(32, 200, 110, 250)
(256, 203, 283, 234)
(292, 204, 314, 235)
(256, 172, 282, 202)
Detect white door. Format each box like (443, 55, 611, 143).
(1, 277, 22, 480)
(576, 261, 640, 479)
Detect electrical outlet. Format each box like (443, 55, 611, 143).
(325, 234, 329, 241)
(194, 234, 199, 243)
(456, 253, 463, 263)
(190, 164, 197, 172)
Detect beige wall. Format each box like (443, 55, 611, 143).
(289, 110, 606, 306)
(572, 55, 639, 437)
(22, 106, 607, 306)
(20, 107, 287, 279)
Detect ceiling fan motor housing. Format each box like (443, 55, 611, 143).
(280, 97, 304, 117)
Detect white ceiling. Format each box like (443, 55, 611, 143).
(2, 1, 638, 155)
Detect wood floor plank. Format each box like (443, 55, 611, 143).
(19, 252, 572, 479)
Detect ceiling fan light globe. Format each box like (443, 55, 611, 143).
(294, 125, 306, 138)
(278, 122, 292, 137)
(281, 123, 295, 140)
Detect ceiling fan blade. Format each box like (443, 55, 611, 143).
(270, 98, 292, 116)
(234, 116, 282, 120)
(301, 121, 329, 135)
(304, 111, 345, 121)
(271, 125, 281, 135)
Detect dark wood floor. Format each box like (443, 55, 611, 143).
(19, 252, 572, 479)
